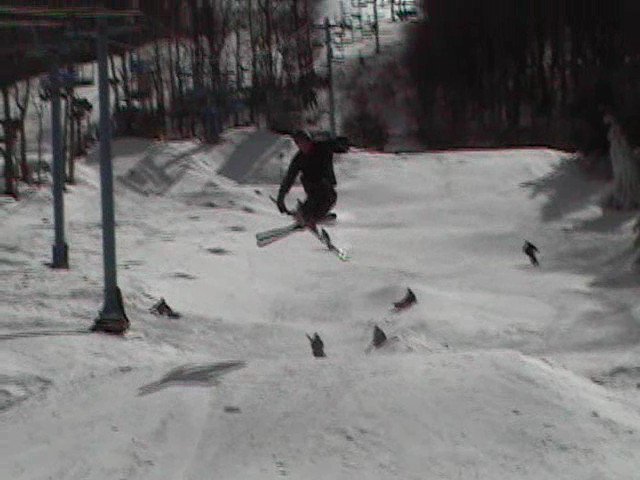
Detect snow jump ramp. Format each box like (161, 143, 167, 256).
(217, 129, 292, 184)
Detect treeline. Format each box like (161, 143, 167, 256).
(1, 0, 325, 197)
(405, 0, 640, 151)
(115, 0, 323, 140)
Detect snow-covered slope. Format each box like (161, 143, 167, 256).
(1, 131, 639, 479)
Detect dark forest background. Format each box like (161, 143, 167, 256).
(403, 0, 640, 155)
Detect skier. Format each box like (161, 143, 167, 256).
(276, 130, 337, 230)
(306, 332, 326, 357)
(523, 240, 539, 266)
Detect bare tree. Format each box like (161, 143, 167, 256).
(120, 52, 133, 110)
(109, 54, 121, 112)
(152, 39, 166, 131)
(634, 217, 640, 257)
(602, 114, 640, 210)
(206, 0, 233, 92)
(66, 96, 93, 183)
(66, 87, 75, 183)
(32, 85, 47, 184)
(247, 0, 258, 122)
(1, 85, 17, 197)
(13, 80, 32, 184)
(189, 0, 204, 90)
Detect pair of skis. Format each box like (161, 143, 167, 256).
(256, 197, 348, 261)
(256, 223, 305, 247)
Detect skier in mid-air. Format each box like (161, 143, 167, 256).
(276, 130, 337, 230)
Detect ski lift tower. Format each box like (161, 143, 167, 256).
(93, 10, 143, 334)
(2, 5, 144, 335)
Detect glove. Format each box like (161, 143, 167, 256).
(276, 196, 288, 214)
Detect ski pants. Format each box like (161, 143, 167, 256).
(299, 188, 337, 223)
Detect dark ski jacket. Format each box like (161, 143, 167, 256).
(278, 141, 337, 199)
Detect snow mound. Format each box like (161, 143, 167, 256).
(117, 141, 213, 196)
(101, 129, 286, 210)
(217, 128, 296, 184)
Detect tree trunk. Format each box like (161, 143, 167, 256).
(634, 216, 640, 255)
(68, 98, 75, 184)
(167, 39, 177, 135)
(189, 0, 203, 90)
(152, 40, 167, 135)
(264, 0, 274, 84)
(121, 53, 132, 110)
(175, 40, 184, 97)
(263, 0, 274, 125)
(14, 81, 31, 184)
(292, 0, 302, 78)
(603, 115, 640, 210)
(235, 25, 242, 126)
(18, 121, 29, 183)
(109, 55, 121, 112)
(2, 86, 16, 197)
(76, 117, 82, 155)
(153, 40, 166, 127)
(248, 0, 257, 123)
(36, 108, 43, 184)
(175, 39, 185, 136)
(62, 92, 68, 177)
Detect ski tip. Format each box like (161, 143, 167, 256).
(337, 249, 350, 261)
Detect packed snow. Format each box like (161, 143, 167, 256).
(1, 128, 639, 479)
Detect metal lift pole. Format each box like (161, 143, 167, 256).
(93, 15, 128, 334)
